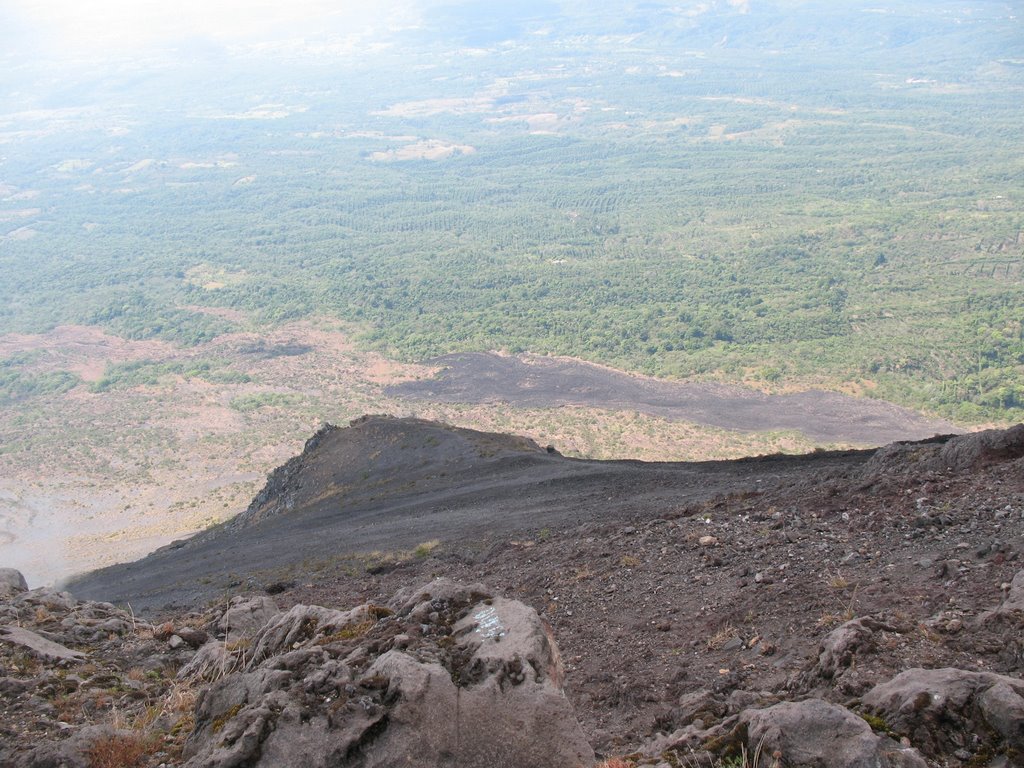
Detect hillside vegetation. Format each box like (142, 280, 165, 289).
(0, 0, 1021, 423)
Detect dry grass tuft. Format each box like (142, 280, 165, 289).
(84, 732, 152, 768)
(705, 624, 738, 651)
(825, 571, 849, 589)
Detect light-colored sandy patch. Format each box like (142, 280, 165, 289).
(666, 117, 701, 127)
(180, 305, 249, 323)
(488, 112, 564, 131)
(374, 97, 494, 118)
(161, 382, 247, 440)
(185, 264, 249, 290)
(701, 95, 846, 115)
(368, 140, 476, 162)
(0, 208, 41, 221)
(53, 159, 92, 173)
(122, 158, 155, 173)
(339, 132, 420, 141)
(62, 473, 264, 579)
(836, 379, 878, 397)
(0, 325, 179, 381)
(721, 118, 816, 144)
(208, 104, 308, 120)
(179, 159, 239, 169)
(362, 358, 440, 385)
(208, 320, 439, 387)
(5, 226, 37, 240)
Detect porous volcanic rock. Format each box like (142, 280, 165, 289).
(811, 616, 897, 681)
(218, 594, 280, 643)
(181, 578, 594, 768)
(0, 567, 29, 597)
(863, 423, 1024, 476)
(739, 699, 927, 768)
(862, 667, 1024, 759)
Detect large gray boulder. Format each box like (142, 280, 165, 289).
(812, 617, 895, 680)
(739, 699, 927, 768)
(182, 579, 594, 768)
(980, 570, 1024, 624)
(217, 595, 280, 643)
(0, 568, 28, 597)
(1001, 570, 1024, 614)
(862, 668, 1024, 758)
(0, 625, 86, 663)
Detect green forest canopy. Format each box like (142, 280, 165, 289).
(0, 0, 1021, 423)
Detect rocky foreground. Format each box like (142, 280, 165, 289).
(1, 568, 1023, 767)
(2, 423, 1024, 766)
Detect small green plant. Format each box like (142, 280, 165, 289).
(211, 703, 243, 733)
(860, 712, 896, 736)
(413, 539, 440, 558)
(316, 619, 375, 644)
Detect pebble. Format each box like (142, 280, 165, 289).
(699, 536, 719, 547)
(721, 637, 743, 652)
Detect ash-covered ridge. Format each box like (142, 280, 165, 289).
(231, 415, 553, 530)
(67, 414, 876, 611)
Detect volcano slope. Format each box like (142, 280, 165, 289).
(65, 417, 1024, 762)
(69, 415, 877, 612)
